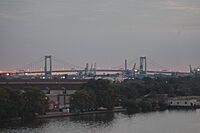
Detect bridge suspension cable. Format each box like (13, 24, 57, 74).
(147, 57, 171, 71)
(127, 57, 139, 69)
(15, 57, 44, 72)
(110, 57, 139, 70)
(52, 57, 84, 70)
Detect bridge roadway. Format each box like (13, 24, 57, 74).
(0, 79, 88, 90)
(0, 80, 87, 85)
(24, 69, 190, 75)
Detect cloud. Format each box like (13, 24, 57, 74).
(0, 12, 22, 21)
(163, 0, 200, 13)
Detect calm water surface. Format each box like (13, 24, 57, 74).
(1, 110, 200, 133)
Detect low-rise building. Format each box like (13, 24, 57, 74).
(44, 88, 77, 112)
(46, 94, 70, 111)
(168, 96, 200, 108)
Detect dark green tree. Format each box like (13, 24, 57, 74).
(20, 87, 48, 120)
(82, 79, 117, 110)
(0, 87, 21, 120)
(70, 90, 96, 112)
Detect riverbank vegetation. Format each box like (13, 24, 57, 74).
(1, 77, 200, 121)
(0, 87, 48, 121)
(70, 80, 117, 112)
(71, 77, 200, 113)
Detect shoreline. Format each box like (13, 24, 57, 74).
(1, 107, 199, 123)
(38, 108, 127, 119)
(0, 108, 127, 123)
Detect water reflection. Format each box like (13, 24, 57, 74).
(0, 119, 47, 129)
(1, 110, 200, 133)
(0, 113, 114, 128)
(69, 112, 114, 124)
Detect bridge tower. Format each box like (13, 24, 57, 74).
(94, 63, 97, 76)
(140, 56, 147, 76)
(44, 55, 52, 77)
(124, 59, 128, 77)
(125, 59, 128, 71)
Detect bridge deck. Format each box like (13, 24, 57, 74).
(0, 79, 88, 85)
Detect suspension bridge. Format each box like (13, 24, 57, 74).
(1, 55, 192, 79)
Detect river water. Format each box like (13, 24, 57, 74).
(1, 110, 200, 133)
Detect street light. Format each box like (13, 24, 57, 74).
(44, 96, 48, 100)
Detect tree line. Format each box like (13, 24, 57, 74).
(0, 77, 200, 121)
(70, 77, 200, 113)
(0, 87, 48, 121)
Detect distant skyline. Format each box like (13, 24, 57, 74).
(0, 0, 200, 72)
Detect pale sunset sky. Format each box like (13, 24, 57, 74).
(0, 0, 200, 72)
